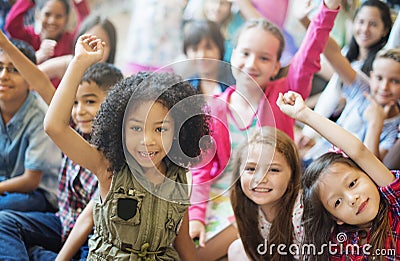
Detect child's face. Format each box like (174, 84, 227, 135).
(353, 6, 387, 50)
(317, 163, 380, 227)
(39, 0, 68, 40)
(0, 53, 29, 104)
(85, 25, 111, 63)
(240, 143, 292, 215)
(124, 101, 175, 172)
(203, 0, 231, 24)
(231, 27, 280, 91)
(370, 57, 400, 106)
(71, 81, 107, 134)
(186, 37, 221, 76)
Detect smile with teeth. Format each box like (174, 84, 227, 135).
(139, 151, 158, 159)
(252, 187, 272, 193)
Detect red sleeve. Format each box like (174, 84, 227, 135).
(5, 0, 41, 50)
(71, 0, 90, 38)
(286, 2, 339, 99)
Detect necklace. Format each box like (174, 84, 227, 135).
(227, 105, 259, 131)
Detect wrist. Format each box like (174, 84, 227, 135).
(323, 1, 339, 10)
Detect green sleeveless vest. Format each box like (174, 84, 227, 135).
(88, 163, 190, 261)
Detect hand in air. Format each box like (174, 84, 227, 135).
(276, 91, 308, 120)
(74, 34, 105, 65)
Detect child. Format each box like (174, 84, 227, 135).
(44, 34, 211, 260)
(0, 62, 122, 260)
(5, 0, 89, 63)
(228, 126, 303, 260)
(183, 19, 231, 97)
(277, 90, 400, 260)
(38, 14, 117, 85)
(189, 0, 340, 259)
(299, 0, 393, 147)
(0, 36, 61, 212)
(303, 47, 400, 163)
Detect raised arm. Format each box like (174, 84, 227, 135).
(231, 0, 262, 20)
(0, 30, 55, 104)
(293, 0, 355, 85)
(323, 36, 357, 85)
(38, 55, 73, 80)
(71, 0, 90, 37)
(287, 0, 340, 98)
(44, 35, 109, 185)
(276, 91, 395, 187)
(4, 0, 40, 49)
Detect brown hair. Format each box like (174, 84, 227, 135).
(231, 127, 301, 260)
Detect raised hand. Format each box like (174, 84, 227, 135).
(74, 34, 104, 66)
(323, 0, 341, 10)
(276, 91, 309, 121)
(35, 39, 56, 64)
(292, 0, 315, 24)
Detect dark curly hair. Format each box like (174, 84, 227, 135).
(91, 72, 211, 173)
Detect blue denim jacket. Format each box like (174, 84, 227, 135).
(0, 92, 61, 208)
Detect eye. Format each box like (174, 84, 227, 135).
(9, 67, 18, 73)
(73, 100, 78, 106)
(349, 179, 357, 188)
(390, 78, 400, 84)
(334, 199, 342, 208)
(156, 127, 168, 133)
(268, 167, 280, 173)
(188, 46, 198, 52)
(260, 56, 270, 62)
(131, 126, 142, 132)
(374, 75, 383, 81)
(240, 51, 249, 57)
(85, 99, 96, 105)
(369, 21, 377, 27)
(244, 165, 256, 172)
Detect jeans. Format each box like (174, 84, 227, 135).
(0, 210, 62, 261)
(29, 244, 89, 261)
(0, 189, 56, 212)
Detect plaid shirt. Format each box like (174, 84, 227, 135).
(55, 153, 98, 241)
(330, 170, 400, 260)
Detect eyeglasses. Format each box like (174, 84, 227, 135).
(0, 64, 18, 74)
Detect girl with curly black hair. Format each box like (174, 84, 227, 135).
(45, 34, 211, 260)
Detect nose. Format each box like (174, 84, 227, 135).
(75, 102, 86, 115)
(347, 193, 359, 207)
(0, 67, 9, 79)
(250, 170, 268, 188)
(379, 79, 389, 90)
(141, 130, 155, 146)
(47, 15, 56, 24)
